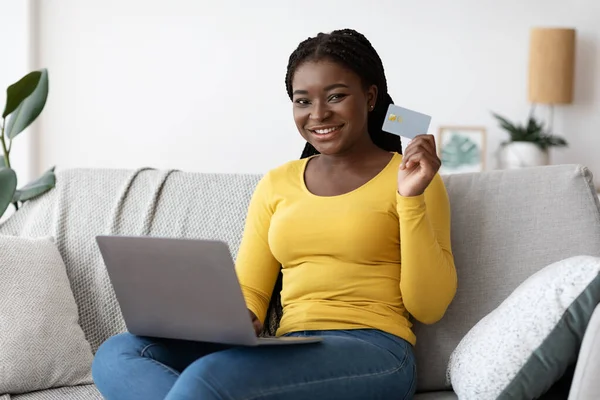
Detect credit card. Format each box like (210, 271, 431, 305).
(381, 104, 432, 139)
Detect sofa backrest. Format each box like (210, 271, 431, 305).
(412, 164, 600, 392)
(0, 168, 261, 353)
(2, 164, 599, 393)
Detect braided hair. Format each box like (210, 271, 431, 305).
(285, 29, 402, 158)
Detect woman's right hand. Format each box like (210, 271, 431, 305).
(249, 310, 263, 336)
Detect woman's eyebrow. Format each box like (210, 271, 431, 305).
(293, 83, 350, 96)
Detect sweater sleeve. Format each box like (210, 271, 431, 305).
(234, 173, 282, 323)
(397, 173, 457, 324)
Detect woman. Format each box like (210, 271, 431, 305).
(92, 28, 457, 400)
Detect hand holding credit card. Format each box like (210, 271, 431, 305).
(384, 103, 440, 197)
(381, 104, 431, 139)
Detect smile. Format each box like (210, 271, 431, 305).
(309, 124, 344, 137)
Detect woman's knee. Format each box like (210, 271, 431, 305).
(92, 332, 146, 385)
(167, 351, 238, 399)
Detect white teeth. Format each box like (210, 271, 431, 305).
(314, 127, 339, 134)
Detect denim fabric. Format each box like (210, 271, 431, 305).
(92, 329, 416, 400)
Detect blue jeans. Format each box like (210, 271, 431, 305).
(92, 329, 416, 400)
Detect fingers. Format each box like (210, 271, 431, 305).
(401, 135, 441, 171)
(402, 144, 434, 167)
(405, 134, 437, 158)
(401, 152, 438, 171)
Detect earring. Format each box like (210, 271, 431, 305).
(369, 105, 374, 110)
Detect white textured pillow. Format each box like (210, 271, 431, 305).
(447, 255, 600, 400)
(0, 236, 94, 394)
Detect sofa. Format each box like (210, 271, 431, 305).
(0, 163, 599, 399)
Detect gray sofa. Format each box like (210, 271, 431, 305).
(0, 163, 599, 399)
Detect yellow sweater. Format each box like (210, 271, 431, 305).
(235, 152, 457, 345)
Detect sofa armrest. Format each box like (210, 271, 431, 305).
(568, 302, 600, 400)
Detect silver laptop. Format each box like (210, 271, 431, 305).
(96, 235, 322, 347)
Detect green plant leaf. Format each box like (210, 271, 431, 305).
(540, 135, 568, 148)
(526, 117, 541, 135)
(492, 111, 568, 149)
(5, 69, 49, 140)
(555, 137, 568, 146)
(2, 71, 42, 118)
(492, 113, 518, 134)
(0, 155, 6, 168)
(13, 166, 56, 202)
(0, 167, 17, 218)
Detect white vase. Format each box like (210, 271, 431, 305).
(499, 142, 549, 169)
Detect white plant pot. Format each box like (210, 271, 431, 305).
(499, 142, 549, 169)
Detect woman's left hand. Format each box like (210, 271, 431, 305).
(397, 134, 441, 197)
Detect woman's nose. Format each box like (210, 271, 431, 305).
(310, 102, 331, 121)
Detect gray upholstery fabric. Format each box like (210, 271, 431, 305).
(1, 164, 599, 399)
(569, 303, 600, 400)
(0, 168, 260, 354)
(11, 385, 102, 399)
(412, 164, 600, 392)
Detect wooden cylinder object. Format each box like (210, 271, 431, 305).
(528, 27, 576, 104)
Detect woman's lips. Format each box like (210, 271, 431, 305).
(308, 124, 344, 141)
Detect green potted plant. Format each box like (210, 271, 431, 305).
(492, 112, 568, 169)
(0, 69, 55, 222)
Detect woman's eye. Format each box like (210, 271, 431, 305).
(329, 94, 347, 102)
(294, 98, 310, 105)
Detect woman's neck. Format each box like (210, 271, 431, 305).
(317, 139, 389, 171)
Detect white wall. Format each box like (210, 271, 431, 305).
(0, 1, 33, 187)
(35, 0, 600, 186)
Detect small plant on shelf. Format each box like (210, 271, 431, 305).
(491, 112, 568, 150)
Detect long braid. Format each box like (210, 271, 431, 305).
(261, 29, 402, 337)
(285, 29, 402, 159)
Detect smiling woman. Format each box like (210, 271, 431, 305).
(291, 64, 374, 156)
(92, 28, 457, 400)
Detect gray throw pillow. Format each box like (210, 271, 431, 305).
(0, 236, 94, 395)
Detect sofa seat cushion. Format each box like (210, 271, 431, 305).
(10, 385, 102, 399)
